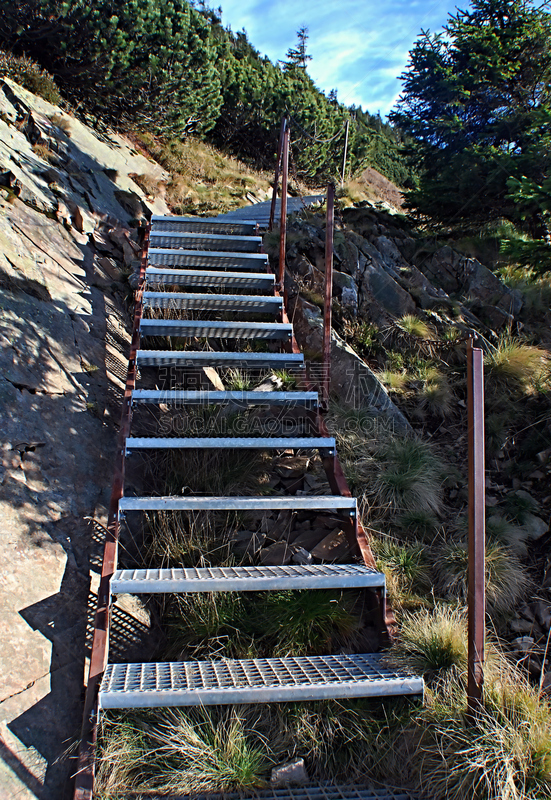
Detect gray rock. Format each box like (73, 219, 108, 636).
(291, 547, 313, 565)
(232, 530, 265, 556)
(341, 286, 358, 312)
(374, 234, 405, 270)
(360, 259, 416, 318)
(333, 269, 356, 292)
(421, 248, 522, 317)
(271, 758, 309, 786)
(259, 541, 293, 565)
(520, 513, 549, 540)
(291, 299, 411, 432)
(311, 529, 350, 562)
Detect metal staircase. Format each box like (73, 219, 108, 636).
(75, 212, 422, 799)
(101, 214, 423, 709)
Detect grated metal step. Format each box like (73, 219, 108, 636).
(139, 319, 292, 340)
(150, 231, 262, 252)
(142, 292, 282, 314)
(136, 350, 304, 368)
(125, 437, 336, 454)
(148, 248, 269, 271)
(131, 389, 318, 407)
(151, 216, 257, 235)
(99, 654, 424, 708)
(111, 564, 385, 594)
(145, 268, 274, 292)
(119, 495, 355, 512)
(145, 785, 417, 800)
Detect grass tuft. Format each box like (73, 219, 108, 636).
(371, 437, 445, 515)
(434, 539, 530, 615)
(485, 334, 549, 395)
(96, 707, 269, 796)
(396, 314, 432, 339)
(385, 604, 468, 685)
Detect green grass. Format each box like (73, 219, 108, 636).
(385, 604, 468, 686)
(371, 437, 446, 515)
(0, 50, 61, 104)
(164, 590, 362, 660)
(396, 314, 432, 339)
(95, 707, 269, 796)
(372, 538, 432, 608)
(485, 334, 549, 396)
(434, 539, 530, 615)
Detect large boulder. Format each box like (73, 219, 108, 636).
(291, 298, 411, 433)
(421, 247, 522, 316)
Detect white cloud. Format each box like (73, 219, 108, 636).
(219, 0, 456, 115)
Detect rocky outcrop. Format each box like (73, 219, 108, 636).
(290, 299, 411, 433)
(0, 78, 169, 800)
(283, 206, 522, 334)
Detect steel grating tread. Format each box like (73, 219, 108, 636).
(145, 268, 274, 290)
(119, 495, 356, 512)
(151, 216, 257, 235)
(131, 389, 317, 406)
(139, 320, 292, 340)
(125, 437, 336, 452)
(142, 785, 416, 800)
(150, 231, 262, 252)
(99, 654, 424, 708)
(142, 292, 282, 313)
(148, 249, 269, 270)
(111, 564, 384, 593)
(136, 350, 303, 368)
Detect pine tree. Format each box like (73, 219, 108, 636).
(283, 27, 313, 70)
(391, 0, 551, 230)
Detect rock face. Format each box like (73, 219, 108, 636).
(291, 299, 412, 433)
(283, 206, 522, 336)
(0, 79, 168, 799)
(421, 246, 522, 318)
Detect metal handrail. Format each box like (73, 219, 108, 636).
(467, 338, 485, 719)
(269, 116, 287, 231)
(322, 183, 335, 410)
(278, 122, 290, 300)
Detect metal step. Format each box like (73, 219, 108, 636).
(139, 319, 292, 340)
(111, 564, 385, 594)
(151, 216, 257, 235)
(142, 292, 282, 314)
(125, 437, 336, 454)
(136, 350, 304, 368)
(148, 249, 269, 271)
(131, 389, 318, 407)
(119, 495, 356, 512)
(145, 268, 274, 292)
(99, 654, 424, 708)
(149, 231, 262, 252)
(143, 785, 416, 800)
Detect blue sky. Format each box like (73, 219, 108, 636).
(218, 0, 460, 117)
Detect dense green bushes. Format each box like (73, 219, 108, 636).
(0, 0, 412, 183)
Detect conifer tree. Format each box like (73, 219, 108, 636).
(391, 0, 551, 230)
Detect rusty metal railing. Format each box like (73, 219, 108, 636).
(467, 338, 485, 719)
(73, 227, 150, 800)
(269, 116, 288, 232)
(278, 122, 290, 301)
(322, 183, 335, 410)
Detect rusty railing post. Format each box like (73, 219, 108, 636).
(467, 337, 485, 720)
(269, 116, 287, 231)
(278, 121, 290, 299)
(322, 183, 335, 410)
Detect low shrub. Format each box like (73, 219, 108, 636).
(0, 50, 61, 104)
